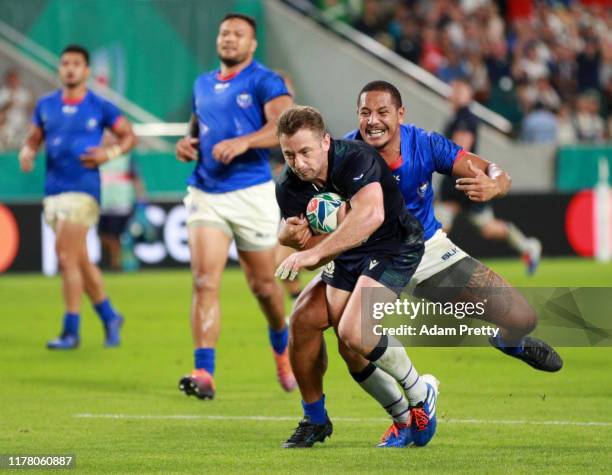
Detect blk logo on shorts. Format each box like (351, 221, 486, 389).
(324, 261, 335, 277)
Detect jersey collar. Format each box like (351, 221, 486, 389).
(216, 60, 255, 81)
(62, 89, 89, 105)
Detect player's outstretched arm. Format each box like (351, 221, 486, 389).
(80, 116, 137, 168)
(212, 94, 293, 164)
(18, 124, 43, 173)
(453, 153, 511, 202)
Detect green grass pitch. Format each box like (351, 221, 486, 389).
(1, 258, 611, 473)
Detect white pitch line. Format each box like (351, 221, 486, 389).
(74, 413, 612, 427)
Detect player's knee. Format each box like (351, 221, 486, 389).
(480, 222, 506, 239)
(516, 308, 538, 335)
(56, 246, 78, 270)
(249, 278, 277, 301)
(192, 272, 219, 295)
(337, 323, 361, 353)
(290, 296, 325, 334)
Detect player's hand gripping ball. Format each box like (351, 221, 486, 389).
(306, 192, 345, 234)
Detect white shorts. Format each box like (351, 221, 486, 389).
(184, 181, 279, 251)
(412, 229, 468, 284)
(43, 192, 100, 230)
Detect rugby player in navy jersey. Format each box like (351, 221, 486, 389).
(279, 81, 562, 448)
(275, 105, 438, 449)
(175, 14, 295, 399)
(18, 44, 137, 350)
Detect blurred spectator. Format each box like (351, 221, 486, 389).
(465, 51, 490, 101)
(0, 70, 33, 151)
(574, 91, 605, 142)
(485, 41, 512, 87)
(420, 26, 444, 74)
(557, 104, 577, 145)
(516, 41, 549, 82)
(576, 36, 601, 92)
(395, 16, 421, 63)
(524, 77, 561, 112)
(437, 47, 468, 83)
(352, 0, 386, 38)
(521, 101, 558, 144)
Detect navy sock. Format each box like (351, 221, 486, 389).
(268, 325, 289, 354)
(63, 312, 80, 335)
(302, 395, 327, 425)
(94, 298, 119, 324)
(495, 334, 524, 355)
(194, 348, 215, 375)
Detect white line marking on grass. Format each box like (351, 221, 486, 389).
(74, 413, 612, 427)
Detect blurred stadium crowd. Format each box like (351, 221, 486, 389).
(0, 69, 34, 151)
(312, 0, 611, 143)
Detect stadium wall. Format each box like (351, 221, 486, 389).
(0, 193, 601, 273)
(263, 0, 557, 192)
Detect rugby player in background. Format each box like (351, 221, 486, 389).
(436, 78, 542, 274)
(19, 44, 136, 349)
(280, 81, 562, 448)
(175, 14, 295, 400)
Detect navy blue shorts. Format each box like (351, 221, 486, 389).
(98, 214, 130, 237)
(321, 237, 424, 296)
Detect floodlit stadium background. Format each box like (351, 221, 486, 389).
(0, 0, 610, 272)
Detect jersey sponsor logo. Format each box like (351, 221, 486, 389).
(236, 92, 253, 108)
(323, 261, 335, 276)
(62, 105, 78, 114)
(214, 82, 230, 93)
(417, 182, 428, 198)
(87, 118, 98, 130)
(369, 259, 379, 270)
(441, 247, 458, 261)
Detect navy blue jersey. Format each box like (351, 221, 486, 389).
(32, 89, 122, 202)
(189, 60, 290, 193)
(345, 124, 463, 240)
(275, 139, 423, 261)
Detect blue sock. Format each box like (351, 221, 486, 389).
(63, 312, 80, 335)
(94, 298, 119, 324)
(268, 325, 289, 354)
(302, 395, 328, 424)
(194, 348, 215, 375)
(495, 334, 524, 355)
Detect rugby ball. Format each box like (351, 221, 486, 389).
(306, 192, 345, 234)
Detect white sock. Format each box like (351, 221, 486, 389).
(507, 222, 530, 253)
(351, 363, 409, 423)
(367, 335, 428, 406)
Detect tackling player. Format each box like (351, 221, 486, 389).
(174, 14, 295, 399)
(280, 81, 563, 448)
(18, 44, 137, 349)
(275, 105, 438, 449)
